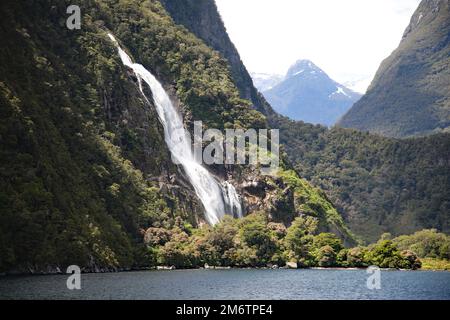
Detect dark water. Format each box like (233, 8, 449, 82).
(0, 269, 449, 300)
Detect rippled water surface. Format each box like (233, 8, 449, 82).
(1, 269, 449, 300)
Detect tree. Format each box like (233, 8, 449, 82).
(393, 229, 450, 259)
(336, 248, 348, 267)
(284, 215, 318, 266)
(440, 242, 450, 260)
(366, 240, 403, 268)
(157, 227, 195, 268)
(346, 247, 368, 267)
(400, 250, 422, 270)
(380, 233, 392, 241)
(205, 216, 238, 266)
(313, 233, 344, 253)
(144, 227, 171, 246)
(316, 245, 337, 267)
(239, 213, 277, 266)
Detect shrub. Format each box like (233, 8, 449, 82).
(316, 245, 337, 267)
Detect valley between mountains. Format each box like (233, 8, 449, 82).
(0, 0, 448, 273)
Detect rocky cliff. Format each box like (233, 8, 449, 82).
(159, 0, 450, 243)
(0, 0, 354, 272)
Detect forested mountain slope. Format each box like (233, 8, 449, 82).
(339, 0, 450, 137)
(278, 121, 450, 241)
(160, 0, 450, 242)
(0, 0, 353, 272)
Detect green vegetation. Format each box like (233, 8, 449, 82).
(421, 258, 450, 271)
(163, 0, 450, 244)
(278, 169, 354, 244)
(1, 0, 447, 274)
(0, 0, 351, 272)
(0, 0, 254, 272)
(108, 0, 266, 131)
(275, 120, 450, 242)
(339, 0, 450, 137)
(0, 0, 193, 272)
(392, 229, 450, 261)
(146, 213, 422, 270)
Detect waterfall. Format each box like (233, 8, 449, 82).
(108, 34, 242, 224)
(222, 182, 243, 218)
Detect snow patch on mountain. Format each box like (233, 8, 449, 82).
(329, 86, 351, 98)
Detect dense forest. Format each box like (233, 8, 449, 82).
(161, 0, 450, 244)
(0, 0, 448, 274)
(147, 213, 450, 270)
(0, 0, 353, 272)
(276, 120, 450, 242)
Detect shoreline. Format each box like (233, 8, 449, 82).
(1, 265, 449, 277)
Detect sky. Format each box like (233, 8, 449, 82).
(215, 0, 421, 93)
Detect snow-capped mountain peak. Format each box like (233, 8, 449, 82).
(286, 59, 324, 78)
(252, 59, 362, 126)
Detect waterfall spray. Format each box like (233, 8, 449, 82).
(108, 34, 242, 224)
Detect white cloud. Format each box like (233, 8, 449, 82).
(215, 0, 421, 92)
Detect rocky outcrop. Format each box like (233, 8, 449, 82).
(286, 262, 298, 269)
(0, 0, 357, 273)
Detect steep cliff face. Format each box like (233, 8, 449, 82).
(160, 0, 253, 101)
(159, 0, 450, 242)
(339, 0, 450, 137)
(0, 0, 355, 272)
(159, 0, 277, 118)
(158, 0, 356, 242)
(0, 0, 208, 271)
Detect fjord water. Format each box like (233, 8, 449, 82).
(107, 34, 242, 224)
(1, 269, 449, 300)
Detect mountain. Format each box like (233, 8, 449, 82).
(262, 60, 362, 126)
(1, 0, 448, 274)
(159, 0, 278, 119)
(250, 72, 284, 92)
(341, 76, 372, 94)
(163, 0, 450, 242)
(339, 0, 450, 137)
(0, 0, 355, 272)
(278, 122, 450, 242)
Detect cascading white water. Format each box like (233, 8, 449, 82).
(108, 34, 242, 224)
(222, 182, 243, 218)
